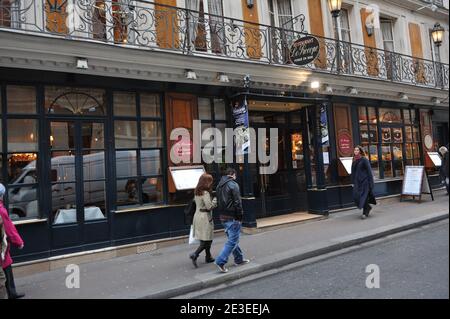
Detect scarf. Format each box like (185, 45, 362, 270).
(353, 153, 362, 162)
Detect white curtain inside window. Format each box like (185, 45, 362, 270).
(381, 20, 394, 52)
(207, 0, 224, 53)
(339, 9, 351, 42)
(277, 0, 293, 30)
(186, 0, 201, 50)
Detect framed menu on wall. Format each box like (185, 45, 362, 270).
(169, 166, 205, 191)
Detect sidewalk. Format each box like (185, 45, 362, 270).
(16, 191, 449, 299)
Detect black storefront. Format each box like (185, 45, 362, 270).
(1, 67, 448, 264)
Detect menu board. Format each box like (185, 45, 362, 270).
(402, 166, 424, 195)
(339, 157, 354, 175)
(169, 166, 205, 191)
(427, 152, 442, 167)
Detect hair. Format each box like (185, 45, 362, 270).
(354, 145, 366, 157)
(195, 173, 214, 196)
(225, 167, 237, 176)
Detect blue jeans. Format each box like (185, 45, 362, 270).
(215, 220, 244, 266)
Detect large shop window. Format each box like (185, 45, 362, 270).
(1, 86, 39, 220)
(198, 97, 228, 183)
(113, 92, 164, 209)
(358, 106, 421, 180)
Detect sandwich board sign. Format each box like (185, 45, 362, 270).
(401, 166, 434, 202)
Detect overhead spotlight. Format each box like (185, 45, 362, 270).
(185, 69, 197, 80)
(311, 81, 320, 89)
(217, 73, 230, 83)
(347, 87, 358, 95)
(324, 85, 333, 94)
(399, 93, 408, 100)
(76, 57, 88, 70)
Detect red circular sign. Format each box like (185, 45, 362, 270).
(338, 131, 353, 156)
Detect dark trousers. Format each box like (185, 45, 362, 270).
(193, 240, 213, 259)
(3, 266, 18, 299)
(0, 268, 7, 299)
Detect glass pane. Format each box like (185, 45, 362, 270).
(82, 122, 104, 149)
(403, 109, 411, 124)
(8, 185, 38, 220)
(369, 125, 378, 143)
(198, 98, 212, 120)
(412, 143, 420, 159)
(379, 108, 401, 123)
(406, 159, 414, 166)
(51, 151, 75, 183)
(45, 86, 106, 115)
(141, 150, 161, 176)
(7, 86, 36, 114)
(83, 181, 106, 220)
(214, 99, 227, 120)
(141, 121, 163, 148)
(201, 123, 213, 147)
(368, 107, 377, 124)
(83, 151, 105, 181)
(114, 92, 136, 117)
(116, 150, 137, 178)
(405, 126, 413, 142)
(0, 122, 2, 150)
(117, 179, 139, 207)
(115, 121, 137, 148)
(141, 177, 164, 204)
(413, 127, 420, 142)
(52, 182, 77, 224)
(7, 119, 38, 152)
(393, 144, 403, 176)
(51, 122, 75, 150)
(140, 93, 161, 118)
(360, 125, 369, 143)
(406, 144, 413, 159)
(369, 145, 379, 179)
(381, 128, 391, 143)
(358, 107, 368, 123)
(382, 145, 393, 177)
(8, 153, 38, 184)
(393, 128, 403, 143)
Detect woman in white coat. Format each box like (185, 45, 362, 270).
(189, 173, 217, 268)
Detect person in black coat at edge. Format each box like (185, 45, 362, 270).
(351, 145, 376, 219)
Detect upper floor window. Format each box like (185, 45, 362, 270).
(186, 0, 225, 53)
(269, 0, 293, 30)
(380, 18, 395, 52)
(333, 8, 351, 42)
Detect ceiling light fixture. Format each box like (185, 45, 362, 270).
(311, 81, 320, 89)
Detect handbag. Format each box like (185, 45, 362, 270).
(188, 225, 199, 245)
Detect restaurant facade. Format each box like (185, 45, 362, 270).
(0, 0, 448, 264)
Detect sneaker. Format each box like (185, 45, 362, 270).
(235, 259, 250, 266)
(361, 214, 367, 220)
(215, 263, 228, 273)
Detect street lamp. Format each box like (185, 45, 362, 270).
(328, 0, 342, 73)
(431, 23, 445, 88)
(431, 23, 444, 47)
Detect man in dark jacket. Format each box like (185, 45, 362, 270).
(214, 168, 249, 273)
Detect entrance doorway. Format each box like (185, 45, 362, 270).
(248, 101, 308, 218)
(45, 88, 111, 251)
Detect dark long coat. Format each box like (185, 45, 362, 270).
(351, 157, 376, 209)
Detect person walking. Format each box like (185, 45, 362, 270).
(439, 146, 449, 195)
(351, 146, 376, 219)
(214, 168, 249, 273)
(0, 183, 25, 299)
(0, 215, 7, 299)
(189, 174, 217, 268)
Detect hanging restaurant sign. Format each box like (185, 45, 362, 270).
(289, 36, 320, 66)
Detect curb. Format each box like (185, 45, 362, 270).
(143, 210, 449, 299)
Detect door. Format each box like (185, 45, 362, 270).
(49, 120, 110, 250)
(249, 110, 308, 218)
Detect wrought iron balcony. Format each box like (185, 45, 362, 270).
(0, 0, 448, 90)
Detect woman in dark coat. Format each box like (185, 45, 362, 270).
(351, 146, 376, 219)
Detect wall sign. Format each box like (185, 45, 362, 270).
(232, 96, 250, 155)
(338, 130, 353, 157)
(289, 35, 320, 66)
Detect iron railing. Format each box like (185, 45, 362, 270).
(0, 0, 448, 90)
